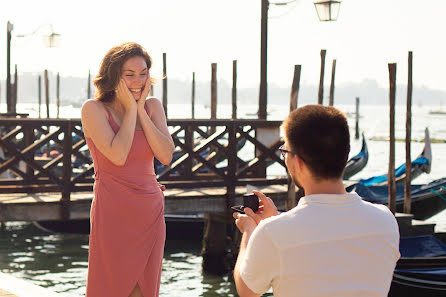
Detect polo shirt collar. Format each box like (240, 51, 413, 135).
(298, 192, 362, 207)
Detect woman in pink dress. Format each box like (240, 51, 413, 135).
(81, 42, 174, 297)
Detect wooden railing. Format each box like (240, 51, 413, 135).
(0, 118, 287, 203)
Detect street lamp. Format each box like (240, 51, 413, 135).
(5, 21, 61, 115)
(314, 0, 342, 22)
(258, 0, 341, 119)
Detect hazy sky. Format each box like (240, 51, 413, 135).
(1, 0, 445, 92)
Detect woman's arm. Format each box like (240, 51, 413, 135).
(81, 81, 137, 166)
(137, 97, 174, 165)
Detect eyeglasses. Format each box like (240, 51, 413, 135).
(279, 144, 306, 162)
(278, 144, 294, 159)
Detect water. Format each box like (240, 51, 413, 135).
(0, 103, 445, 296)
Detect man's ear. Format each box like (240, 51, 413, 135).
(294, 153, 304, 171)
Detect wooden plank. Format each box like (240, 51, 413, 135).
(0, 184, 290, 221)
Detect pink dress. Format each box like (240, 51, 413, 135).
(85, 105, 165, 297)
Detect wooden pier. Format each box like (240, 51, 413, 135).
(0, 118, 288, 222)
(0, 117, 291, 274)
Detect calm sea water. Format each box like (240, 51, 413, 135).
(0, 103, 445, 296)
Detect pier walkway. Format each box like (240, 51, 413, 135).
(0, 184, 288, 222)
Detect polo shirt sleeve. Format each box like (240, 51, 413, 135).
(240, 221, 280, 294)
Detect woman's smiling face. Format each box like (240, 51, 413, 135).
(121, 56, 149, 100)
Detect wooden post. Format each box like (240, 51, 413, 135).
(318, 49, 326, 105)
(232, 60, 237, 119)
(87, 70, 91, 99)
(56, 72, 60, 118)
(289, 65, 301, 112)
(211, 63, 217, 120)
(44, 70, 50, 156)
(44, 70, 50, 119)
(38, 76, 42, 118)
(388, 63, 397, 215)
(201, 213, 230, 275)
(23, 125, 34, 179)
(12, 64, 17, 114)
(61, 120, 72, 220)
(6, 21, 12, 114)
(404, 52, 413, 214)
(329, 59, 336, 106)
(162, 53, 168, 117)
(355, 97, 360, 139)
(287, 64, 301, 211)
(184, 125, 194, 175)
(191, 72, 195, 119)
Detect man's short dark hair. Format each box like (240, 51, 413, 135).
(282, 105, 350, 180)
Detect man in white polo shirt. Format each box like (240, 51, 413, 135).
(233, 105, 400, 297)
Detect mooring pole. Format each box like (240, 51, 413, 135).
(355, 97, 360, 139)
(287, 65, 302, 211)
(56, 72, 60, 118)
(191, 72, 195, 119)
(210, 63, 217, 135)
(163, 53, 168, 117)
(38, 76, 42, 118)
(404, 52, 413, 214)
(44, 70, 50, 119)
(318, 49, 326, 105)
(232, 60, 237, 119)
(388, 63, 397, 215)
(87, 70, 91, 99)
(329, 59, 336, 106)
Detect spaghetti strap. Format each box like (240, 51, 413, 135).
(100, 103, 119, 132)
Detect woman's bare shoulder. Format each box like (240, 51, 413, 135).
(145, 97, 164, 111)
(81, 99, 108, 136)
(82, 99, 104, 112)
(145, 96, 162, 106)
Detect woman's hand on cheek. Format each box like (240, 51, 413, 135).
(116, 79, 137, 110)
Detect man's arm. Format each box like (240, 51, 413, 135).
(233, 224, 260, 297)
(233, 191, 280, 296)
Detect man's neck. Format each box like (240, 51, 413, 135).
(302, 178, 347, 196)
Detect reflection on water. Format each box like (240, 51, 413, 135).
(0, 222, 88, 296)
(0, 222, 270, 297)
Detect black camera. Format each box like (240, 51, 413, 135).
(231, 193, 259, 214)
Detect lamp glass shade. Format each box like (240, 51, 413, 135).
(43, 33, 61, 48)
(314, 0, 341, 22)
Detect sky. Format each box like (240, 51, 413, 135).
(1, 0, 445, 92)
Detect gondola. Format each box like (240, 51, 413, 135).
(359, 127, 432, 187)
(343, 133, 369, 179)
(388, 235, 446, 297)
(347, 177, 446, 220)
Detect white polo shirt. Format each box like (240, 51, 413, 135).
(240, 192, 400, 297)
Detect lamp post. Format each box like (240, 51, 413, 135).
(5, 22, 61, 115)
(6, 21, 13, 114)
(258, 0, 341, 119)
